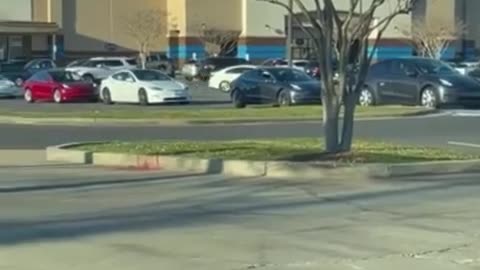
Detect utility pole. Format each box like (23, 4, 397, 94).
(287, 0, 293, 67)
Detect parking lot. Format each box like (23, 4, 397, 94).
(0, 78, 234, 111)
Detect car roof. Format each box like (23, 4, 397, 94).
(89, 57, 134, 61)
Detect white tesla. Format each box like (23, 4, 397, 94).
(100, 69, 191, 105)
(208, 65, 257, 92)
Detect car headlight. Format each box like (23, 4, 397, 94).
(290, 84, 302, 90)
(151, 87, 163, 91)
(439, 79, 453, 87)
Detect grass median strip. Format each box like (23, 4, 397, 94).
(0, 105, 433, 122)
(75, 138, 477, 163)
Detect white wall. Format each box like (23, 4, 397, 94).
(0, 0, 32, 21)
(243, 0, 411, 38)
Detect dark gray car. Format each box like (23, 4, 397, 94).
(230, 67, 321, 108)
(362, 57, 480, 108)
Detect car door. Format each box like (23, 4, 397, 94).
(33, 72, 52, 99)
(109, 72, 128, 102)
(239, 70, 262, 103)
(122, 72, 139, 102)
(258, 70, 279, 102)
(389, 60, 420, 104)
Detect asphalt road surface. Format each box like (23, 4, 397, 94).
(2, 155, 480, 269)
(0, 114, 480, 152)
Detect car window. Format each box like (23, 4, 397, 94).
(369, 61, 390, 76)
(269, 68, 313, 82)
(126, 59, 137, 66)
(31, 71, 50, 81)
(226, 67, 254, 74)
(391, 61, 417, 76)
(112, 72, 129, 81)
(102, 60, 124, 67)
(85, 60, 100, 67)
(132, 70, 171, 81)
(49, 71, 82, 82)
(40, 60, 54, 69)
(414, 59, 457, 75)
(241, 70, 263, 81)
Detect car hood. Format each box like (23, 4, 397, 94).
(432, 74, 480, 90)
(285, 80, 322, 93)
(141, 80, 186, 90)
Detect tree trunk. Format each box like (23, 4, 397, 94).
(323, 96, 341, 153)
(340, 92, 357, 152)
(139, 52, 147, 69)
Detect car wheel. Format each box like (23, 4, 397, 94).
(219, 81, 231, 92)
(232, 91, 246, 108)
(277, 90, 291, 107)
(15, 77, 24, 87)
(358, 87, 376, 107)
(53, 89, 63, 103)
(420, 87, 439, 109)
(83, 74, 95, 83)
(24, 88, 34, 103)
(138, 89, 149, 106)
(102, 88, 113, 105)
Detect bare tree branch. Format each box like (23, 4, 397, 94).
(196, 25, 240, 57)
(398, 19, 467, 59)
(124, 9, 167, 69)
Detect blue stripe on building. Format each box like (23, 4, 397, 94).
(237, 45, 285, 60)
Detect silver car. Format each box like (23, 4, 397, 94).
(181, 59, 199, 81)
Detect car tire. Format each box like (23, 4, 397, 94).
(102, 88, 113, 105)
(24, 88, 34, 103)
(420, 87, 439, 109)
(358, 87, 376, 107)
(15, 77, 24, 87)
(138, 88, 149, 106)
(219, 81, 231, 92)
(83, 74, 95, 83)
(232, 90, 246, 108)
(277, 90, 291, 107)
(53, 89, 63, 104)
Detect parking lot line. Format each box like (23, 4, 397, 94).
(448, 141, 480, 148)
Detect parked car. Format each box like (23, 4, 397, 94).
(362, 57, 480, 108)
(0, 74, 20, 98)
(144, 53, 176, 78)
(304, 61, 321, 79)
(99, 69, 191, 105)
(261, 58, 309, 71)
(66, 58, 89, 68)
(23, 69, 97, 103)
(182, 57, 249, 81)
(0, 58, 56, 86)
(66, 57, 137, 84)
(229, 67, 321, 108)
(208, 65, 257, 92)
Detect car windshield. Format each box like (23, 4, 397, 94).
(127, 59, 137, 65)
(133, 70, 171, 81)
(414, 59, 458, 75)
(49, 71, 83, 82)
(268, 68, 314, 82)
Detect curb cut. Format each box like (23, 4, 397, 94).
(46, 142, 480, 179)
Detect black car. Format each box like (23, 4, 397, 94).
(362, 57, 480, 108)
(0, 58, 56, 86)
(230, 67, 321, 108)
(197, 57, 248, 81)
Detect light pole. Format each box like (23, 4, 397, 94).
(286, 0, 293, 67)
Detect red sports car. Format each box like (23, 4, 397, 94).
(23, 69, 97, 103)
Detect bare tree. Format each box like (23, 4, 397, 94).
(398, 19, 467, 59)
(197, 24, 240, 57)
(258, 0, 417, 154)
(125, 9, 167, 69)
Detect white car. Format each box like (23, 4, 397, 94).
(66, 57, 137, 83)
(261, 58, 309, 71)
(208, 65, 257, 92)
(100, 69, 191, 105)
(0, 75, 20, 97)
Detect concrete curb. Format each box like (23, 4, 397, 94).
(46, 142, 480, 179)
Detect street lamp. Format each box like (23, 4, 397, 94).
(287, 0, 293, 67)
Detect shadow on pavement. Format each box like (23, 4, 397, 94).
(0, 173, 479, 245)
